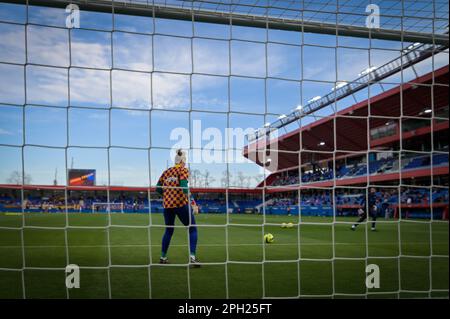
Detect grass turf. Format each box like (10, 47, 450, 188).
(0, 212, 448, 299)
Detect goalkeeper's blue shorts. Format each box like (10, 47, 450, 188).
(163, 204, 197, 226)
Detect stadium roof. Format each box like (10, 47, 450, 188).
(244, 65, 449, 172)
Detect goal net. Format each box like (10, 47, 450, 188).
(92, 202, 124, 214)
(0, 0, 448, 300)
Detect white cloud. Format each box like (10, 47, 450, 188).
(1, 27, 286, 110)
(0, 24, 25, 63)
(28, 6, 66, 27)
(112, 70, 151, 109)
(27, 25, 69, 67)
(71, 38, 111, 69)
(26, 66, 68, 106)
(193, 39, 229, 75)
(87, 112, 108, 120)
(231, 41, 267, 77)
(70, 68, 110, 107)
(113, 32, 152, 72)
(154, 35, 192, 74)
(0, 64, 24, 105)
(0, 128, 13, 135)
(153, 73, 190, 109)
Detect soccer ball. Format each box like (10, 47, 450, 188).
(281, 223, 287, 228)
(287, 222, 293, 228)
(264, 233, 274, 243)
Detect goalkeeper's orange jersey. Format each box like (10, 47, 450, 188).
(157, 165, 189, 209)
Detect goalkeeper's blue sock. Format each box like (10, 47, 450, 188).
(161, 227, 174, 257)
(189, 225, 198, 258)
(177, 205, 198, 258)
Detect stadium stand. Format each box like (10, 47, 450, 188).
(0, 187, 447, 219)
(270, 153, 449, 186)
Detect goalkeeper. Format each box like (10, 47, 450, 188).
(156, 149, 200, 267)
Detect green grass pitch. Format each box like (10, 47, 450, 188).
(0, 212, 448, 299)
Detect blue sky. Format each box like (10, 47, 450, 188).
(0, 2, 448, 187)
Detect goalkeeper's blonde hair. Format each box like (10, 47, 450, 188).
(174, 149, 186, 165)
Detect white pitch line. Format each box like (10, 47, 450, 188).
(0, 242, 447, 249)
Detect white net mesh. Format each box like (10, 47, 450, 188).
(0, 0, 448, 299)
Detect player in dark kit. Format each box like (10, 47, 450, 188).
(351, 187, 378, 231)
(156, 149, 201, 267)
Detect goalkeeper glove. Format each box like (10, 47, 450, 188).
(190, 196, 199, 215)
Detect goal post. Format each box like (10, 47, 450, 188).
(91, 202, 124, 214)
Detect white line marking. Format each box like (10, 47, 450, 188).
(0, 242, 447, 249)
